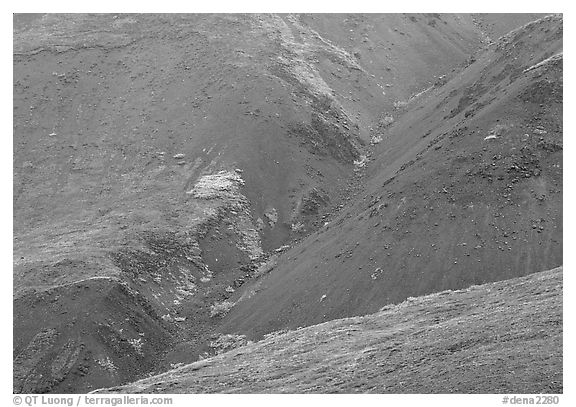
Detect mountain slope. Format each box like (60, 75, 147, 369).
(220, 15, 562, 338)
(97, 267, 562, 394)
(13, 13, 549, 393)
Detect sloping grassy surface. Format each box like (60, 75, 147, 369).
(99, 267, 562, 394)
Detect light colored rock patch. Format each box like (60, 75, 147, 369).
(96, 356, 118, 373)
(255, 217, 265, 231)
(354, 155, 368, 168)
(370, 135, 383, 144)
(128, 338, 144, 356)
(234, 213, 263, 260)
(253, 14, 357, 121)
(264, 207, 278, 228)
(187, 170, 263, 260)
(291, 222, 305, 232)
(186, 170, 245, 199)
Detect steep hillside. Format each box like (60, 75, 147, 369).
(13, 13, 547, 393)
(220, 15, 562, 338)
(97, 267, 562, 393)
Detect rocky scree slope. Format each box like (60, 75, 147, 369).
(13, 13, 544, 393)
(220, 15, 562, 339)
(97, 267, 562, 393)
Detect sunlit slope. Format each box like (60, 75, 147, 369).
(99, 267, 562, 394)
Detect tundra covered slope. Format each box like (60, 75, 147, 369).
(98, 267, 562, 394)
(221, 15, 562, 338)
(15, 13, 542, 393)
